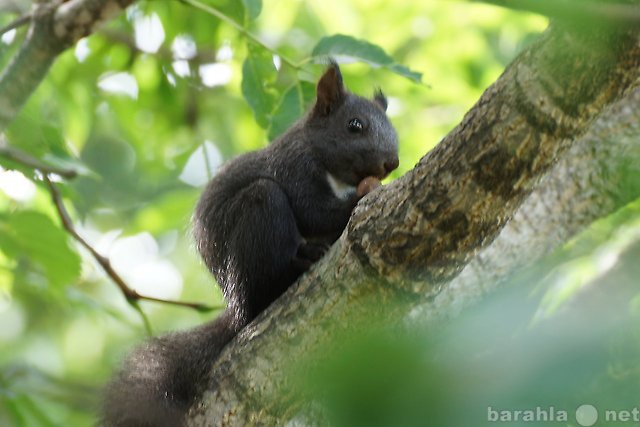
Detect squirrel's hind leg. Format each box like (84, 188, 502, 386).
(223, 178, 306, 324)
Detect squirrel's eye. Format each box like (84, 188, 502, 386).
(347, 118, 363, 134)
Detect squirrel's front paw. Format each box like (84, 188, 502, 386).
(291, 257, 314, 274)
(297, 241, 330, 262)
(291, 241, 331, 274)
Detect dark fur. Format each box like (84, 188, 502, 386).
(103, 63, 398, 426)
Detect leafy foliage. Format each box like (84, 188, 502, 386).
(269, 81, 316, 140)
(241, 43, 279, 128)
(0, 211, 81, 289)
(10, 0, 636, 426)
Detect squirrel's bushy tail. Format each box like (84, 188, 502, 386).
(102, 309, 238, 427)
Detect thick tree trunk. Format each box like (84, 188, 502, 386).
(188, 24, 640, 426)
(423, 84, 640, 322)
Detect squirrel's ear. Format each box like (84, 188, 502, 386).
(313, 62, 346, 116)
(373, 88, 388, 112)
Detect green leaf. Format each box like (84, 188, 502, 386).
(389, 64, 423, 83)
(241, 44, 279, 128)
(312, 34, 393, 64)
(242, 0, 262, 23)
(0, 211, 81, 288)
(268, 81, 316, 141)
(6, 109, 68, 158)
(311, 34, 422, 82)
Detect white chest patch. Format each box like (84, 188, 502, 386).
(326, 173, 356, 200)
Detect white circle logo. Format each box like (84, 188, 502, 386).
(576, 404, 598, 426)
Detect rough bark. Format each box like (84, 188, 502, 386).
(188, 23, 640, 426)
(423, 84, 640, 322)
(0, 0, 134, 131)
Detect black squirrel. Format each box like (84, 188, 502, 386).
(102, 62, 399, 426)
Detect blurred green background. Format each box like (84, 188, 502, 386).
(4, 1, 638, 426)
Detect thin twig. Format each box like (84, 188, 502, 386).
(131, 301, 153, 336)
(43, 174, 218, 313)
(0, 13, 31, 37)
(179, 0, 302, 69)
(0, 134, 77, 179)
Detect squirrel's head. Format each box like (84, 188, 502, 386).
(306, 62, 399, 186)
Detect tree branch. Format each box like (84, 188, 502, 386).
(420, 83, 640, 322)
(0, 13, 31, 36)
(188, 22, 640, 425)
(0, 0, 135, 131)
(346, 27, 640, 293)
(0, 134, 78, 179)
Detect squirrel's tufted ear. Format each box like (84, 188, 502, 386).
(313, 61, 346, 116)
(373, 88, 388, 112)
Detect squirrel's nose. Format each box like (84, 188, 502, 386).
(384, 157, 399, 174)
